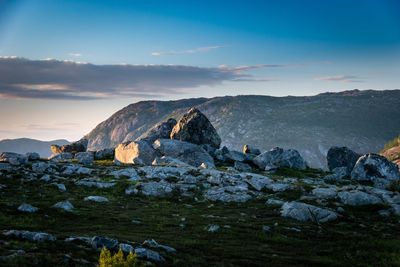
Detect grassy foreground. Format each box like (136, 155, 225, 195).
(0, 164, 400, 266)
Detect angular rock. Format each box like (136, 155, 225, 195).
(312, 187, 337, 199)
(204, 187, 251, 202)
(207, 224, 220, 233)
(75, 179, 116, 188)
(234, 161, 252, 172)
(281, 201, 337, 223)
(110, 168, 140, 180)
(52, 200, 74, 212)
(246, 174, 272, 191)
(94, 148, 115, 160)
(351, 153, 400, 182)
(17, 203, 39, 213)
(136, 118, 177, 144)
(31, 162, 52, 173)
(51, 138, 88, 155)
(84, 196, 109, 202)
(143, 239, 176, 253)
(338, 190, 383, 206)
(134, 247, 165, 263)
(3, 230, 56, 242)
(153, 139, 215, 168)
(48, 152, 73, 162)
(243, 144, 261, 155)
(91, 236, 118, 250)
(74, 152, 94, 165)
(170, 107, 221, 148)
(152, 156, 192, 168)
(119, 243, 134, 253)
(327, 146, 360, 175)
(114, 140, 158, 165)
(139, 182, 175, 197)
(0, 152, 27, 166)
(53, 183, 66, 192)
(253, 147, 307, 170)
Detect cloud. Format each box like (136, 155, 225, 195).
(151, 46, 223, 56)
(68, 52, 82, 57)
(0, 57, 277, 100)
(315, 75, 364, 83)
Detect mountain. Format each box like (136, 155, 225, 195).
(85, 89, 400, 168)
(0, 138, 70, 158)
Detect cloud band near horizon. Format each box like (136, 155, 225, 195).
(0, 57, 278, 100)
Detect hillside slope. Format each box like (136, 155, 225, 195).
(0, 138, 70, 158)
(85, 90, 400, 168)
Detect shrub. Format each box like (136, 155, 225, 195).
(99, 247, 144, 267)
(382, 135, 400, 152)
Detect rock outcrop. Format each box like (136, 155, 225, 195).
(170, 108, 221, 148)
(253, 147, 307, 171)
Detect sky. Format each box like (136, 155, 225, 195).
(0, 0, 399, 141)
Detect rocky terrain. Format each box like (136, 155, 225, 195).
(0, 138, 70, 158)
(1, 108, 400, 266)
(381, 135, 400, 167)
(85, 90, 400, 169)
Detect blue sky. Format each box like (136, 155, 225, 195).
(0, 0, 399, 140)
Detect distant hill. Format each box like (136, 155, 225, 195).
(85, 90, 400, 168)
(0, 138, 70, 158)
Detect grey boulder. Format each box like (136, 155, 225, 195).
(0, 152, 28, 166)
(281, 201, 337, 223)
(170, 107, 221, 148)
(338, 190, 383, 206)
(253, 147, 307, 171)
(18, 203, 39, 213)
(153, 139, 215, 168)
(351, 153, 400, 182)
(327, 146, 360, 175)
(74, 152, 94, 165)
(94, 148, 115, 160)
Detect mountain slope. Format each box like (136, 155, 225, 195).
(85, 90, 400, 168)
(0, 138, 70, 158)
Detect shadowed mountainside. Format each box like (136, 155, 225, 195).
(85, 90, 400, 168)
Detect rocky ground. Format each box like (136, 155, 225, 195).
(1, 157, 400, 266)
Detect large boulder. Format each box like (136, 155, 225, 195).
(253, 147, 307, 171)
(243, 144, 261, 155)
(136, 118, 177, 144)
(51, 138, 88, 155)
(0, 152, 28, 166)
(327, 146, 360, 175)
(281, 201, 337, 223)
(170, 108, 221, 148)
(114, 141, 158, 165)
(153, 139, 215, 168)
(338, 190, 383, 206)
(351, 153, 400, 182)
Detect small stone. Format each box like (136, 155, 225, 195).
(207, 224, 220, 233)
(262, 225, 271, 233)
(84, 196, 109, 203)
(53, 183, 66, 192)
(52, 200, 74, 212)
(18, 203, 39, 213)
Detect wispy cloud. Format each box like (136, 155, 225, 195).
(151, 46, 223, 56)
(315, 75, 364, 83)
(0, 57, 279, 100)
(68, 52, 82, 57)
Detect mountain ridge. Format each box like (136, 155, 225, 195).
(85, 89, 400, 168)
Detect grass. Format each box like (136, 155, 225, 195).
(1, 170, 400, 266)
